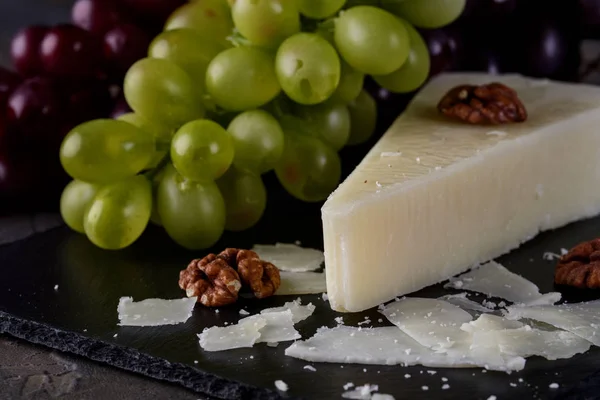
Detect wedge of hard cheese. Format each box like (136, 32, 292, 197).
(322, 73, 600, 313)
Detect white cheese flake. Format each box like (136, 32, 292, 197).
(239, 309, 250, 316)
(445, 261, 561, 306)
(549, 383, 559, 389)
(343, 383, 355, 390)
(276, 271, 327, 295)
(322, 293, 329, 301)
(372, 394, 395, 400)
(198, 317, 266, 351)
(543, 252, 561, 261)
(252, 243, 324, 272)
(117, 296, 196, 327)
(442, 384, 450, 390)
(261, 299, 315, 323)
(53, 284, 59, 290)
(341, 384, 378, 399)
(303, 365, 317, 372)
(274, 380, 288, 392)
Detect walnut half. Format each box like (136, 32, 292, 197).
(437, 82, 527, 125)
(179, 254, 242, 307)
(218, 248, 281, 299)
(555, 239, 600, 289)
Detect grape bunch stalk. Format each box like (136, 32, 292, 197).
(59, 0, 465, 251)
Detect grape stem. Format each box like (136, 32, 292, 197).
(226, 29, 254, 48)
(145, 153, 171, 180)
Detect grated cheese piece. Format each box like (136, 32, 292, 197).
(372, 394, 395, 400)
(276, 271, 327, 295)
(261, 299, 316, 323)
(117, 296, 196, 327)
(274, 380, 288, 391)
(380, 298, 473, 351)
(438, 293, 491, 313)
(341, 384, 379, 399)
(304, 365, 317, 372)
(445, 261, 561, 306)
(198, 317, 266, 351)
(252, 243, 324, 272)
(251, 310, 301, 343)
(504, 300, 600, 346)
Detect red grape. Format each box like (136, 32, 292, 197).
(65, 79, 113, 125)
(460, 0, 518, 23)
(7, 77, 63, 137)
(123, 0, 186, 31)
(103, 23, 151, 77)
(10, 25, 49, 77)
(420, 27, 463, 77)
(40, 24, 103, 78)
(579, 0, 600, 38)
(0, 67, 22, 109)
(71, 0, 130, 35)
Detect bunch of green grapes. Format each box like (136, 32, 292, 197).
(58, 0, 464, 250)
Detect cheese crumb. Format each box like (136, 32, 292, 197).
(404, 374, 411, 378)
(113, 334, 118, 338)
(543, 252, 561, 261)
(422, 386, 429, 391)
(441, 377, 448, 382)
(335, 316, 344, 325)
(549, 383, 559, 389)
(487, 396, 497, 400)
(343, 383, 354, 390)
(303, 365, 316, 372)
(267, 342, 279, 347)
(442, 384, 450, 390)
(322, 293, 328, 301)
(427, 370, 437, 375)
(239, 309, 250, 316)
(53, 284, 59, 290)
(275, 380, 288, 392)
(194, 360, 198, 364)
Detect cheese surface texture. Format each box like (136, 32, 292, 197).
(322, 73, 600, 312)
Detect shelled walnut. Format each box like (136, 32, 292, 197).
(179, 248, 281, 307)
(555, 239, 600, 289)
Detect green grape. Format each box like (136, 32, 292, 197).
(275, 33, 340, 105)
(227, 110, 284, 174)
(298, 0, 346, 18)
(206, 46, 280, 111)
(60, 180, 100, 234)
(382, 0, 465, 29)
(171, 119, 234, 182)
(295, 103, 350, 150)
(373, 20, 430, 93)
(118, 112, 172, 169)
(216, 166, 267, 232)
(157, 164, 226, 250)
(164, 0, 233, 49)
(60, 119, 154, 183)
(275, 133, 341, 202)
(328, 60, 364, 104)
(84, 175, 152, 250)
(231, 0, 300, 48)
(148, 29, 223, 94)
(334, 6, 409, 75)
(124, 58, 204, 127)
(346, 90, 377, 146)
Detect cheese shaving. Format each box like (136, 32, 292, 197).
(117, 296, 196, 327)
(445, 261, 561, 306)
(251, 310, 301, 343)
(198, 317, 266, 351)
(261, 299, 316, 323)
(504, 300, 600, 346)
(276, 271, 327, 295)
(252, 243, 324, 272)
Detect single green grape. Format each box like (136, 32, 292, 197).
(227, 110, 284, 174)
(382, 0, 465, 29)
(157, 164, 226, 250)
(164, 0, 233, 49)
(328, 60, 364, 104)
(171, 119, 234, 182)
(60, 180, 100, 234)
(124, 58, 204, 127)
(346, 89, 377, 146)
(275, 33, 340, 105)
(216, 166, 267, 231)
(295, 103, 350, 150)
(275, 133, 341, 202)
(206, 46, 280, 111)
(60, 119, 154, 183)
(334, 6, 409, 75)
(373, 20, 430, 93)
(83, 175, 152, 250)
(231, 0, 300, 48)
(148, 29, 223, 94)
(118, 112, 172, 169)
(298, 0, 346, 18)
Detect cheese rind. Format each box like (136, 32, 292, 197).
(322, 73, 600, 312)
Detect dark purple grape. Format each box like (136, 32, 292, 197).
(579, 0, 600, 37)
(65, 80, 114, 125)
(71, 0, 130, 35)
(110, 94, 132, 119)
(11, 25, 49, 77)
(419, 27, 463, 77)
(123, 0, 186, 31)
(40, 24, 103, 78)
(460, 0, 518, 23)
(0, 67, 22, 109)
(6, 77, 63, 136)
(103, 23, 151, 77)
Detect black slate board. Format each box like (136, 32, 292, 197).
(2, 182, 600, 400)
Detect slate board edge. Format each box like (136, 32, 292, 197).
(0, 311, 298, 400)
